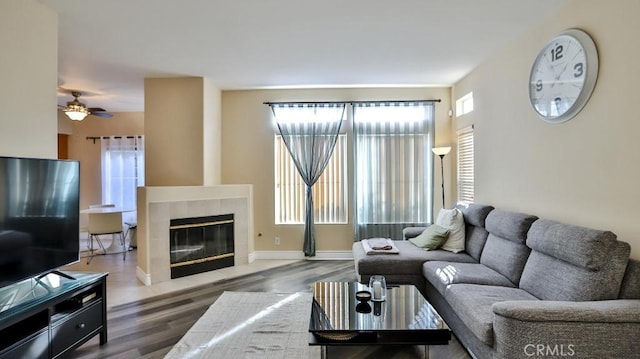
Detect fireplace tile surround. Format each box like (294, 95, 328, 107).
(137, 186, 253, 286)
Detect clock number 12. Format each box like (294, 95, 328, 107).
(551, 44, 563, 62)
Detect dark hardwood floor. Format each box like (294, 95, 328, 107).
(70, 260, 470, 359)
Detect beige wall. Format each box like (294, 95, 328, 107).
(453, 0, 640, 259)
(203, 79, 222, 185)
(144, 77, 221, 186)
(0, 0, 57, 158)
(222, 88, 452, 252)
(65, 111, 144, 210)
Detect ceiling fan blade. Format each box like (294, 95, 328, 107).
(91, 112, 113, 119)
(87, 107, 107, 112)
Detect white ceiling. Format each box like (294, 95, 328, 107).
(40, 0, 566, 112)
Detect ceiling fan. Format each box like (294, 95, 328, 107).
(59, 91, 113, 121)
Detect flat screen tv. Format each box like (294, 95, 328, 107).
(0, 156, 80, 288)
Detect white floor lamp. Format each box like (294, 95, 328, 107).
(432, 146, 451, 208)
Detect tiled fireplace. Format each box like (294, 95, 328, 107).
(136, 186, 253, 285)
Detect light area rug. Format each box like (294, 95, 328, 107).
(164, 291, 320, 359)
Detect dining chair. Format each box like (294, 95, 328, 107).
(84, 204, 116, 255)
(87, 210, 126, 264)
(124, 220, 137, 249)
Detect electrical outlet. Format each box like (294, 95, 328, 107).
(275, 237, 281, 245)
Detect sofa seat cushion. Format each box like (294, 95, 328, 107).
(353, 241, 476, 278)
(444, 284, 539, 346)
(423, 262, 516, 296)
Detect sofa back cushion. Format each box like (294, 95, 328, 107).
(526, 219, 616, 270)
(520, 219, 631, 301)
(457, 203, 494, 261)
(480, 210, 538, 285)
(619, 259, 640, 299)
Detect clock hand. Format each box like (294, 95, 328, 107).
(556, 61, 570, 81)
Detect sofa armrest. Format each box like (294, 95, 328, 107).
(493, 299, 640, 322)
(492, 300, 640, 359)
(402, 226, 430, 240)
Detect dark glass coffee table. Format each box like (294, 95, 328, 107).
(309, 282, 450, 358)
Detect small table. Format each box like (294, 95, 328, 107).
(309, 282, 450, 359)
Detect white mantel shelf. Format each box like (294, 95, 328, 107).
(136, 185, 254, 286)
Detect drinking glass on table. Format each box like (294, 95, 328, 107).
(369, 275, 387, 301)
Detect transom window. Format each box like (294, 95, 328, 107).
(456, 92, 474, 117)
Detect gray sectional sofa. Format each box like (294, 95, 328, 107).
(352, 203, 640, 359)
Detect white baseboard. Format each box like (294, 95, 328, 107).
(136, 266, 152, 286)
(252, 250, 353, 261)
(248, 252, 255, 263)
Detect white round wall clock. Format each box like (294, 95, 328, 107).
(529, 29, 599, 123)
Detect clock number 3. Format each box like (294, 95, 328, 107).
(574, 62, 584, 77)
(551, 44, 564, 61)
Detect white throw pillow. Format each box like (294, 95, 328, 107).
(435, 208, 466, 253)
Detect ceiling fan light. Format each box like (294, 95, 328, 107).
(64, 104, 89, 121)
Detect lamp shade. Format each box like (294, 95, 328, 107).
(64, 104, 89, 121)
(432, 146, 451, 156)
(65, 110, 88, 121)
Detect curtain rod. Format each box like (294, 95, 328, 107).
(263, 101, 347, 105)
(350, 99, 441, 104)
(263, 99, 441, 105)
(86, 135, 143, 144)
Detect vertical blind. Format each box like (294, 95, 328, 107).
(457, 126, 474, 203)
(353, 101, 435, 240)
(274, 134, 347, 224)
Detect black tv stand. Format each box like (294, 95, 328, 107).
(0, 272, 107, 359)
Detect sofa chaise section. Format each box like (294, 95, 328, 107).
(352, 239, 476, 287)
(352, 203, 494, 287)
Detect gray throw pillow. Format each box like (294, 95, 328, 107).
(409, 224, 450, 250)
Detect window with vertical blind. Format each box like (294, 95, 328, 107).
(457, 126, 474, 203)
(274, 134, 348, 224)
(353, 101, 435, 240)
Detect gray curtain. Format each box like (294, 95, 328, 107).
(271, 103, 346, 256)
(352, 101, 435, 241)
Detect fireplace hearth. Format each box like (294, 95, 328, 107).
(169, 214, 234, 279)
